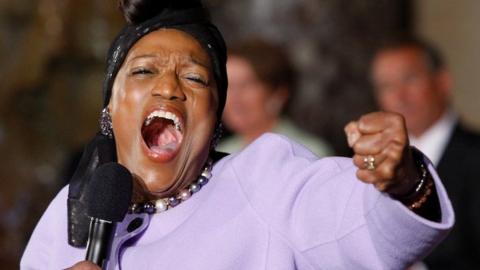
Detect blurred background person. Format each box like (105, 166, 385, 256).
(218, 38, 332, 156)
(370, 35, 480, 269)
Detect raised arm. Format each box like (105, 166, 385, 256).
(345, 112, 439, 216)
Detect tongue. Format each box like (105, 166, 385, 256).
(150, 124, 182, 154)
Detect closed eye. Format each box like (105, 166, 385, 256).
(131, 68, 154, 76)
(186, 75, 208, 86)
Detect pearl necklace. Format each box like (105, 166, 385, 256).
(129, 159, 213, 214)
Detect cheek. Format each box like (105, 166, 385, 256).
(407, 85, 432, 108)
(111, 80, 147, 111)
(190, 88, 218, 123)
(109, 81, 147, 150)
(243, 87, 269, 112)
(226, 90, 251, 113)
(225, 88, 242, 106)
(188, 93, 218, 153)
(382, 92, 397, 104)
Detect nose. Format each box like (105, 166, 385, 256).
(151, 72, 186, 100)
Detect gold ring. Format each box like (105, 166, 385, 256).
(364, 155, 375, 171)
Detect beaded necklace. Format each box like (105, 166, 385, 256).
(129, 159, 213, 214)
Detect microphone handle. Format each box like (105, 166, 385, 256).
(85, 218, 116, 268)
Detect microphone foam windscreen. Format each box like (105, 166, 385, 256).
(86, 162, 133, 222)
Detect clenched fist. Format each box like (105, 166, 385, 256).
(345, 112, 419, 197)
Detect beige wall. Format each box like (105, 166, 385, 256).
(416, 0, 480, 130)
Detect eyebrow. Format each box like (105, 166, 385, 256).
(128, 53, 211, 69)
(189, 57, 211, 70)
(129, 54, 157, 61)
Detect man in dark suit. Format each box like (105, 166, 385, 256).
(370, 36, 480, 269)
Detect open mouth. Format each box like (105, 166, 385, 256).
(141, 110, 184, 161)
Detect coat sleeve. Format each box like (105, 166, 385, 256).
(230, 133, 455, 270)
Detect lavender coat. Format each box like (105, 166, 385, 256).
(21, 133, 454, 269)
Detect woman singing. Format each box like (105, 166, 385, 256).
(21, 0, 453, 269)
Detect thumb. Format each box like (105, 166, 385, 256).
(345, 121, 360, 147)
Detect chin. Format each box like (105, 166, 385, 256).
(135, 134, 211, 198)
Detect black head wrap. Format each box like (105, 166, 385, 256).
(103, 4, 228, 117)
(67, 1, 228, 247)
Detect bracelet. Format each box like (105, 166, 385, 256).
(398, 147, 434, 210)
(408, 176, 433, 210)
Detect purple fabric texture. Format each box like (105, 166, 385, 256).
(21, 133, 454, 269)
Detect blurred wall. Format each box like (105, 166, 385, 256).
(0, 1, 122, 267)
(416, 0, 480, 130)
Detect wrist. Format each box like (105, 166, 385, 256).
(391, 147, 434, 210)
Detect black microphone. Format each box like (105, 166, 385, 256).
(85, 162, 132, 268)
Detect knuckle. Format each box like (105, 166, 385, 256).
(366, 172, 377, 183)
(344, 121, 356, 132)
(353, 156, 362, 167)
(389, 112, 403, 122)
(356, 170, 372, 183)
(359, 114, 368, 122)
(355, 170, 364, 181)
(375, 111, 386, 119)
(386, 150, 401, 163)
(391, 113, 405, 125)
(392, 139, 406, 150)
(352, 144, 363, 154)
(392, 113, 403, 122)
(358, 114, 371, 127)
(370, 144, 381, 154)
(389, 143, 404, 156)
(395, 132, 407, 144)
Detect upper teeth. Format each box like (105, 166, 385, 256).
(145, 110, 182, 131)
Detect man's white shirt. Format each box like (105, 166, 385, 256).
(409, 109, 457, 166)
